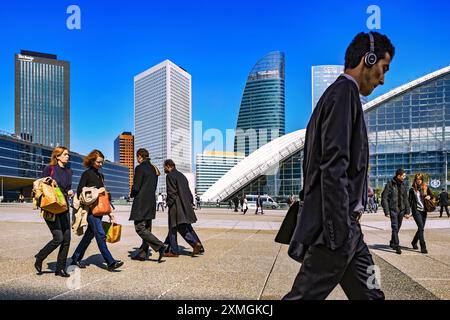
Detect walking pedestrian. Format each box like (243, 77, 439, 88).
(70, 150, 124, 272)
(34, 147, 73, 277)
(129, 148, 166, 262)
(439, 188, 449, 217)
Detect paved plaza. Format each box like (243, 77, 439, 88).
(0, 203, 449, 300)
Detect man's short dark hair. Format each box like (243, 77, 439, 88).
(345, 32, 395, 70)
(136, 148, 149, 159)
(164, 159, 176, 168)
(395, 168, 405, 177)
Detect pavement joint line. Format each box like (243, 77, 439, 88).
(0, 273, 35, 286)
(51, 229, 235, 300)
(415, 278, 450, 281)
(360, 224, 384, 231)
(258, 244, 282, 300)
(155, 229, 258, 300)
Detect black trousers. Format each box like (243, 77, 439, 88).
(389, 210, 405, 248)
(35, 212, 71, 271)
(283, 220, 385, 300)
(134, 220, 165, 256)
(440, 205, 449, 217)
(412, 210, 427, 248)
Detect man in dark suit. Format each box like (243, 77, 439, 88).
(284, 32, 394, 300)
(129, 148, 166, 262)
(439, 188, 449, 217)
(163, 159, 204, 257)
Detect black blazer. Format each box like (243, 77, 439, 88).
(289, 76, 369, 251)
(166, 169, 197, 227)
(129, 160, 159, 221)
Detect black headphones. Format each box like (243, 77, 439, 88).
(364, 32, 377, 67)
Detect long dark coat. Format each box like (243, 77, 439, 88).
(166, 169, 197, 228)
(290, 75, 369, 251)
(129, 160, 159, 221)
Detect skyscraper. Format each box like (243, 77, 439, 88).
(114, 132, 134, 192)
(134, 60, 192, 193)
(234, 51, 285, 156)
(312, 65, 368, 111)
(15, 50, 70, 148)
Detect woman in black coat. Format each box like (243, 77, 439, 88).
(35, 147, 73, 277)
(408, 173, 433, 254)
(70, 150, 124, 271)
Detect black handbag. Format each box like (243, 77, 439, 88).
(275, 201, 300, 244)
(424, 197, 437, 212)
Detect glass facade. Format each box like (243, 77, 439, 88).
(0, 134, 129, 201)
(366, 73, 450, 191)
(234, 51, 285, 156)
(15, 51, 70, 149)
(134, 60, 192, 194)
(228, 150, 303, 202)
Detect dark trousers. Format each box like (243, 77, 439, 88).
(36, 212, 71, 271)
(440, 205, 449, 217)
(412, 210, 427, 249)
(255, 206, 264, 214)
(165, 223, 201, 253)
(134, 220, 165, 256)
(389, 210, 405, 248)
(71, 214, 116, 266)
(243, 208, 248, 215)
(283, 221, 385, 300)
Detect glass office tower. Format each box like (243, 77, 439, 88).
(234, 51, 285, 156)
(15, 50, 70, 149)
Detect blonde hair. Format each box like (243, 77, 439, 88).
(49, 147, 69, 166)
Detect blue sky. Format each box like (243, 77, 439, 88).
(1, 0, 449, 162)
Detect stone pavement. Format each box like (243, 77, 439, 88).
(0, 203, 449, 300)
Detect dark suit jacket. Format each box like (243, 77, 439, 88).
(290, 75, 369, 251)
(439, 192, 449, 206)
(129, 160, 159, 221)
(166, 169, 197, 228)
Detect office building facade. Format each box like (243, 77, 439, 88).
(15, 50, 70, 149)
(195, 151, 244, 195)
(134, 60, 192, 193)
(114, 132, 134, 191)
(234, 51, 285, 156)
(0, 132, 129, 202)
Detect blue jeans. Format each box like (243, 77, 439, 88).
(71, 214, 116, 266)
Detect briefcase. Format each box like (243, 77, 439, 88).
(275, 201, 300, 244)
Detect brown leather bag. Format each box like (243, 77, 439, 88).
(92, 191, 112, 216)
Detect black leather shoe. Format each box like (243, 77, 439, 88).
(55, 270, 70, 278)
(70, 261, 86, 269)
(158, 246, 167, 263)
(411, 242, 419, 250)
(131, 255, 146, 261)
(34, 255, 43, 274)
(421, 248, 428, 254)
(395, 247, 402, 255)
(107, 260, 124, 271)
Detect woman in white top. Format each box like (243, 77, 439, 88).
(242, 196, 248, 215)
(408, 173, 433, 254)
